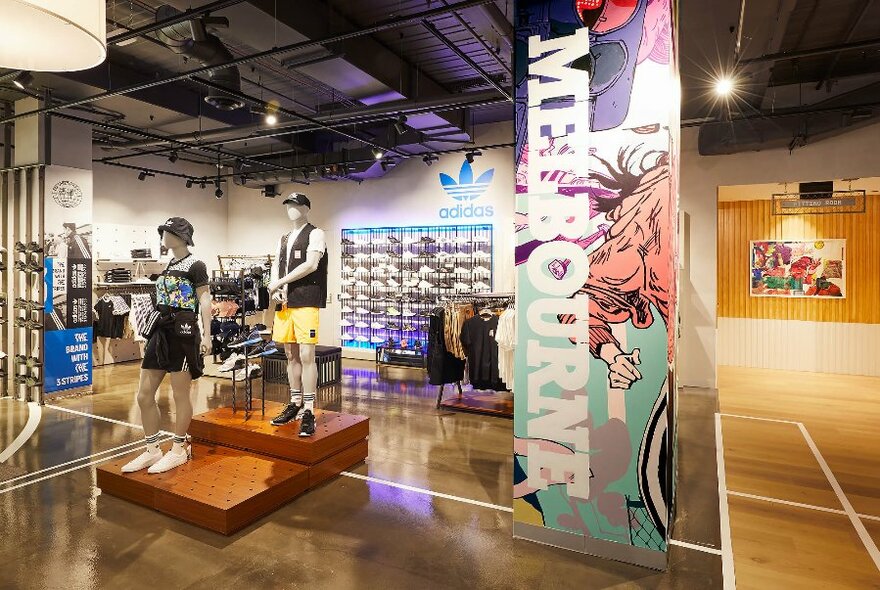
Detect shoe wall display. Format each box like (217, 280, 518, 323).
(339, 224, 493, 352)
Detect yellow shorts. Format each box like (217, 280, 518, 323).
(272, 306, 320, 344)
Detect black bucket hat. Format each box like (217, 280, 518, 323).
(158, 217, 195, 246)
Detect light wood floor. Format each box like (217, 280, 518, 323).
(718, 366, 880, 589)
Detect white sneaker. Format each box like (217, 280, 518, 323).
(453, 267, 470, 275)
(355, 266, 370, 274)
(340, 319, 353, 327)
(371, 321, 385, 329)
(371, 267, 386, 276)
(341, 278, 355, 286)
(339, 292, 353, 300)
(452, 251, 470, 260)
(454, 281, 471, 291)
(386, 265, 400, 273)
(356, 294, 370, 301)
(342, 265, 355, 274)
(418, 265, 434, 274)
(341, 332, 354, 341)
(402, 251, 418, 259)
(370, 335, 385, 344)
(418, 280, 434, 290)
(355, 335, 370, 343)
(435, 252, 452, 261)
(354, 321, 369, 329)
(218, 353, 243, 372)
(472, 265, 491, 275)
(147, 446, 191, 474)
(370, 280, 385, 287)
(402, 309, 416, 317)
(355, 306, 370, 314)
(386, 278, 400, 288)
(370, 252, 388, 260)
(353, 252, 370, 260)
(233, 363, 261, 381)
(386, 307, 401, 316)
(474, 250, 491, 259)
(473, 281, 491, 290)
(403, 278, 419, 287)
(341, 305, 354, 313)
(121, 447, 163, 473)
(452, 236, 470, 244)
(355, 280, 368, 287)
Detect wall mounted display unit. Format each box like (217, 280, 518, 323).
(750, 240, 846, 298)
(339, 224, 493, 358)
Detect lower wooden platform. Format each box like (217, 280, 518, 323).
(97, 404, 370, 535)
(439, 390, 513, 418)
(97, 443, 309, 535)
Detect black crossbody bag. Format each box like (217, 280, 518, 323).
(141, 256, 199, 339)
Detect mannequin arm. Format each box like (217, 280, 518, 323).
(197, 285, 213, 354)
(269, 250, 322, 293)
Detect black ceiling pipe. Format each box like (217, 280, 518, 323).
(0, 0, 496, 125)
(739, 37, 880, 66)
(107, 0, 246, 45)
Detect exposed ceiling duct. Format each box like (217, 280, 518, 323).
(153, 4, 244, 111)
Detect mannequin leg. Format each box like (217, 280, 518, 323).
(169, 371, 194, 438)
(285, 343, 303, 394)
(300, 344, 317, 411)
(136, 368, 166, 436)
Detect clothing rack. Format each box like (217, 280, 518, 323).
(217, 254, 273, 273)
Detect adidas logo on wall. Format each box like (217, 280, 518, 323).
(438, 159, 495, 219)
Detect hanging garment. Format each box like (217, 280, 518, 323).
(460, 313, 506, 391)
(109, 294, 130, 315)
(495, 308, 516, 390)
(444, 302, 474, 361)
(93, 297, 116, 338)
(129, 293, 155, 343)
(427, 306, 465, 385)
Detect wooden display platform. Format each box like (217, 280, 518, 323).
(439, 390, 513, 418)
(96, 443, 309, 535)
(97, 404, 369, 534)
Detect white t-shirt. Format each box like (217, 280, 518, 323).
(271, 225, 326, 286)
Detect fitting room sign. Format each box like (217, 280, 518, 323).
(43, 166, 94, 393)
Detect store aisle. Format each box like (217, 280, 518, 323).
(718, 366, 880, 589)
(0, 362, 721, 589)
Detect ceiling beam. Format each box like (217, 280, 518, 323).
(814, 0, 876, 90)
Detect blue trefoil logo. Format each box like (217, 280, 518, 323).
(440, 159, 494, 202)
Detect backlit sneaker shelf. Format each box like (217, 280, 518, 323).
(339, 224, 493, 357)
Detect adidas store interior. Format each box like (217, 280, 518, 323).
(7, 1, 880, 588)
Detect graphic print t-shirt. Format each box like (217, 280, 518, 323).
(156, 255, 209, 311)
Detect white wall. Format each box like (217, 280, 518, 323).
(679, 120, 880, 387)
(92, 155, 227, 264)
(226, 123, 514, 355)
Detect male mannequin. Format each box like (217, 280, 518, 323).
(268, 193, 328, 437)
(121, 217, 212, 473)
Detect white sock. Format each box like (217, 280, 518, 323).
(144, 432, 161, 453)
(290, 389, 302, 405)
(303, 392, 315, 412)
(171, 434, 188, 454)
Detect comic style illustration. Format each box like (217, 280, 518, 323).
(513, 0, 677, 554)
(751, 240, 845, 297)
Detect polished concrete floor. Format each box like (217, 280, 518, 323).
(0, 361, 721, 589)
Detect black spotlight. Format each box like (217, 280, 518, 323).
(12, 72, 34, 90)
(423, 154, 438, 167)
(215, 188, 223, 199)
(380, 160, 388, 172)
(167, 151, 179, 164)
(393, 113, 408, 135)
(239, 174, 247, 185)
(199, 179, 206, 189)
(465, 150, 482, 164)
(137, 171, 148, 181)
(185, 179, 193, 188)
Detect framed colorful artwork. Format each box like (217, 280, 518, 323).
(750, 239, 846, 298)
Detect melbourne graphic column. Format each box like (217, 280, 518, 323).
(43, 165, 94, 393)
(513, 0, 678, 569)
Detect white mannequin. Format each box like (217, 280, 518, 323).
(269, 202, 323, 423)
(122, 229, 212, 473)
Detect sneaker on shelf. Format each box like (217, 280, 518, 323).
(386, 307, 401, 316)
(355, 294, 370, 301)
(387, 322, 401, 330)
(386, 278, 401, 288)
(299, 410, 316, 437)
(419, 236, 435, 243)
(370, 321, 385, 329)
(355, 306, 370, 314)
(341, 252, 354, 260)
(121, 447, 163, 473)
(435, 252, 452, 261)
(341, 332, 354, 341)
(418, 265, 434, 274)
(354, 321, 369, 329)
(341, 278, 355, 286)
(355, 335, 370, 343)
(255, 341, 279, 357)
(370, 307, 385, 315)
(341, 238, 355, 245)
(435, 266, 453, 274)
(370, 280, 385, 288)
(436, 281, 453, 290)
(403, 278, 419, 288)
(401, 251, 418, 259)
(371, 267, 386, 276)
(228, 329, 262, 349)
(233, 363, 262, 381)
(472, 265, 491, 275)
(453, 267, 470, 275)
(403, 324, 417, 332)
(369, 335, 385, 344)
(370, 252, 388, 260)
(474, 250, 491, 259)
(341, 305, 354, 313)
(339, 292, 353, 300)
(353, 252, 371, 260)
(342, 265, 355, 274)
(340, 318, 353, 327)
(418, 280, 434, 290)
(388, 236, 401, 244)
(473, 281, 491, 291)
(402, 309, 416, 317)
(452, 236, 470, 244)
(414, 339, 423, 350)
(147, 446, 192, 474)
(452, 251, 470, 260)
(218, 353, 244, 372)
(355, 266, 370, 274)
(473, 235, 490, 243)
(355, 280, 369, 287)
(270, 401, 303, 426)
(454, 281, 471, 291)
(385, 264, 400, 273)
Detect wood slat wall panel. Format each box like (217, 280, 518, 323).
(717, 195, 880, 324)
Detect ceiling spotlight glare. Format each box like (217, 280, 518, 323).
(185, 179, 193, 188)
(715, 76, 734, 97)
(167, 151, 179, 164)
(465, 150, 482, 164)
(12, 71, 34, 90)
(393, 113, 408, 135)
(372, 148, 384, 160)
(423, 154, 438, 167)
(265, 112, 278, 125)
(215, 188, 223, 199)
(137, 171, 148, 181)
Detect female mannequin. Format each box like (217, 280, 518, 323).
(121, 217, 212, 474)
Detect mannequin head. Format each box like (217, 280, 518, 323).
(286, 203, 309, 223)
(161, 230, 187, 249)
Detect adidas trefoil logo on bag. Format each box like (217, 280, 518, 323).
(179, 322, 192, 336)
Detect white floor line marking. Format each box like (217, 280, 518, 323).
(669, 539, 723, 556)
(0, 439, 148, 487)
(861, 513, 880, 523)
(0, 402, 42, 463)
(727, 490, 847, 516)
(719, 413, 800, 425)
(0, 441, 171, 495)
(340, 471, 514, 513)
(715, 413, 737, 590)
(797, 422, 880, 571)
(44, 404, 145, 430)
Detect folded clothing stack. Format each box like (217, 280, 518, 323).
(130, 248, 152, 259)
(103, 268, 132, 283)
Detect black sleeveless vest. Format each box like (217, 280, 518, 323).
(278, 224, 328, 308)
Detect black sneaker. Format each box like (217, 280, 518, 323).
(341, 238, 355, 245)
(388, 236, 400, 244)
(419, 236, 435, 243)
(271, 402, 303, 426)
(299, 410, 316, 437)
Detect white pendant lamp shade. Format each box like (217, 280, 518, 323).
(0, 0, 107, 71)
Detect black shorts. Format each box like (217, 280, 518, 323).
(142, 326, 204, 379)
